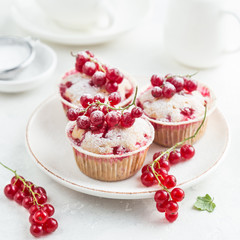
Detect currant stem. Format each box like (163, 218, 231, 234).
(149, 104, 207, 194)
(0, 161, 40, 206)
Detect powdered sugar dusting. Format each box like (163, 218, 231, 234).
(62, 71, 133, 105)
(72, 118, 153, 154)
(138, 87, 210, 122)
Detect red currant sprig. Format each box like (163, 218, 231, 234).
(141, 104, 207, 223)
(72, 50, 124, 93)
(66, 87, 143, 131)
(1, 162, 58, 237)
(150, 72, 198, 99)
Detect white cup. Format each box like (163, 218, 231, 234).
(35, 0, 105, 30)
(164, 0, 240, 68)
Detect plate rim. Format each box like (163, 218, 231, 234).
(25, 94, 230, 199)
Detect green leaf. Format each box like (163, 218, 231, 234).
(194, 194, 216, 212)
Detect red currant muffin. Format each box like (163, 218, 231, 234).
(59, 51, 135, 114)
(137, 74, 216, 147)
(65, 93, 154, 182)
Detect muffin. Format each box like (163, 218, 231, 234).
(59, 50, 135, 114)
(65, 93, 154, 182)
(137, 74, 216, 147)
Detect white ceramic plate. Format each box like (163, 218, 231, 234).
(0, 41, 57, 92)
(11, 0, 150, 45)
(26, 95, 229, 199)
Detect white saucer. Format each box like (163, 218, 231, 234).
(0, 41, 57, 93)
(26, 95, 229, 199)
(11, 0, 150, 45)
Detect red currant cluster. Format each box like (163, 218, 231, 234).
(140, 143, 195, 222)
(74, 50, 124, 93)
(2, 163, 58, 238)
(151, 74, 198, 99)
(67, 88, 143, 130)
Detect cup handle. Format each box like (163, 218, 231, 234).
(221, 10, 240, 53)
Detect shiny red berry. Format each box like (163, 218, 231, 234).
(36, 194, 48, 205)
(105, 111, 120, 127)
(4, 184, 18, 200)
(92, 71, 106, 87)
(180, 144, 195, 160)
(151, 86, 163, 98)
(80, 94, 93, 108)
(11, 176, 24, 189)
(33, 209, 49, 224)
(162, 82, 176, 98)
(93, 93, 105, 103)
(166, 76, 184, 92)
(171, 188, 185, 202)
(82, 61, 97, 76)
(151, 74, 164, 86)
(106, 68, 123, 83)
(169, 150, 182, 165)
(29, 205, 41, 215)
(165, 212, 178, 222)
(156, 200, 168, 212)
(13, 191, 26, 205)
(165, 200, 179, 214)
(108, 92, 121, 106)
(131, 107, 143, 118)
(164, 175, 177, 189)
(66, 108, 78, 121)
(76, 116, 90, 130)
(105, 81, 118, 93)
(121, 112, 135, 128)
(154, 190, 169, 203)
(75, 52, 89, 72)
(43, 218, 58, 233)
(90, 110, 105, 126)
(22, 196, 34, 209)
(141, 171, 156, 187)
(33, 186, 47, 196)
(30, 224, 44, 237)
(42, 204, 55, 217)
(184, 78, 198, 92)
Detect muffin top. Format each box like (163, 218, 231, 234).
(60, 70, 133, 106)
(59, 51, 134, 107)
(67, 117, 153, 155)
(137, 74, 212, 122)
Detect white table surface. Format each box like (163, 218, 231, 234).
(0, 0, 240, 239)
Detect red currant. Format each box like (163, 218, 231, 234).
(165, 212, 178, 223)
(171, 188, 185, 202)
(106, 68, 123, 83)
(86, 106, 98, 117)
(184, 78, 197, 92)
(162, 82, 176, 98)
(164, 175, 177, 189)
(43, 218, 58, 233)
(76, 116, 90, 130)
(151, 74, 164, 86)
(92, 71, 106, 87)
(65, 81, 72, 88)
(151, 86, 163, 98)
(11, 176, 24, 188)
(141, 171, 156, 187)
(29, 205, 41, 215)
(154, 190, 169, 203)
(29, 214, 37, 224)
(131, 107, 143, 118)
(180, 107, 195, 118)
(36, 194, 48, 205)
(82, 61, 97, 76)
(108, 92, 121, 106)
(158, 159, 170, 172)
(90, 110, 105, 126)
(105, 81, 118, 93)
(165, 200, 179, 214)
(105, 111, 120, 127)
(166, 76, 184, 92)
(155, 168, 168, 182)
(66, 108, 78, 121)
(156, 200, 168, 212)
(4, 184, 18, 200)
(180, 144, 195, 160)
(80, 94, 93, 108)
(93, 93, 105, 103)
(141, 164, 152, 174)
(169, 150, 182, 165)
(30, 224, 44, 237)
(33, 209, 49, 224)
(42, 204, 55, 217)
(121, 112, 135, 128)
(22, 196, 34, 209)
(75, 51, 89, 71)
(13, 191, 26, 205)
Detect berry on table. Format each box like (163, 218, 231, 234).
(154, 190, 169, 203)
(180, 144, 195, 160)
(30, 224, 44, 237)
(33, 209, 49, 224)
(164, 175, 177, 189)
(4, 184, 18, 200)
(165, 212, 178, 223)
(141, 171, 156, 187)
(43, 218, 58, 234)
(169, 150, 182, 165)
(171, 188, 185, 202)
